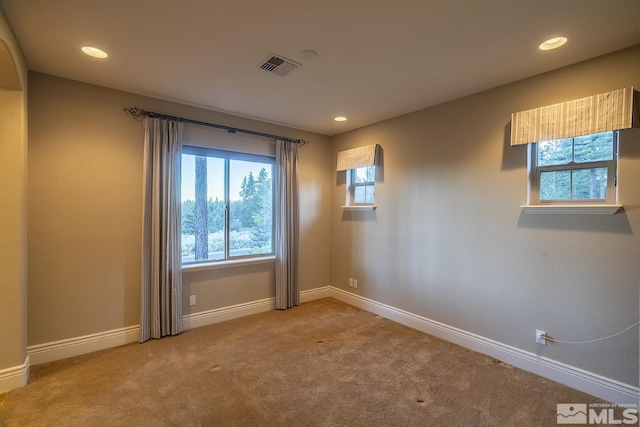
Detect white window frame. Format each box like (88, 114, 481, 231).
(181, 145, 275, 266)
(524, 131, 621, 214)
(346, 166, 376, 208)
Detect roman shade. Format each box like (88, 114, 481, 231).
(510, 87, 639, 146)
(336, 144, 380, 171)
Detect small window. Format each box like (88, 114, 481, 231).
(181, 146, 274, 265)
(347, 166, 375, 205)
(529, 131, 617, 205)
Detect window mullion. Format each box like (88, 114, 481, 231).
(569, 137, 574, 199)
(224, 158, 230, 260)
(569, 168, 574, 199)
(538, 160, 610, 173)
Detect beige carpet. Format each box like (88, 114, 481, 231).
(0, 298, 599, 426)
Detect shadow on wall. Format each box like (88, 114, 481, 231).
(376, 146, 385, 183)
(0, 40, 22, 90)
(341, 209, 378, 222)
(517, 210, 633, 234)
(502, 121, 527, 171)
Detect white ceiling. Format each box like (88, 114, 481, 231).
(2, 0, 640, 136)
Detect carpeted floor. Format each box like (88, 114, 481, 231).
(0, 298, 600, 426)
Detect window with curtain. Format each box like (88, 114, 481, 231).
(337, 144, 381, 208)
(181, 145, 274, 264)
(511, 87, 638, 212)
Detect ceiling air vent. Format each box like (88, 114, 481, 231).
(257, 54, 301, 77)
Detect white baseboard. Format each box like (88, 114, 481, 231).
(183, 297, 275, 330)
(183, 286, 331, 330)
(0, 356, 29, 393)
(26, 286, 331, 367)
(27, 326, 140, 366)
(329, 286, 639, 406)
(300, 286, 331, 302)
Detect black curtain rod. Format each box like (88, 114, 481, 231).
(123, 107, 308, 145)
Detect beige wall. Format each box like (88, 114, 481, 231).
(0, 9, 28, 372)
(27, 72, 332, 345)
(331, 45, 640, 386)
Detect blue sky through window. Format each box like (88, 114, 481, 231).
(181, 155, 271, 202)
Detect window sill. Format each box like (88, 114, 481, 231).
(342, 205, 377, 211)
(182, 256, 276, 272)
(520, 204, 622, 215)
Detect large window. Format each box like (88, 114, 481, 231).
(181, 146, 274, 264)
(530, 131, 617, 204)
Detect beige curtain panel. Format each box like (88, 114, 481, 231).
(274, 139, 300, 310)
(510, 87, 639, 146)
(140, 118, 184, 342)
(336, 144, 381, 171)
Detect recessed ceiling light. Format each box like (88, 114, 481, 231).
(300, 49, 318, 60)
(81, 46, 108, 59)
(539, 37, 567, 51)
(334, 116, 347, 122)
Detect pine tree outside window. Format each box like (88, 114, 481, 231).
(181, 146, 274, 264)
(530, 131, 618, 205)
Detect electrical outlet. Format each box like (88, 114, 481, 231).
(189, 295, 196, 306)
(348, 278, 353, 288)
(353, 279, 358, 289)
(536, 330, 547, 345)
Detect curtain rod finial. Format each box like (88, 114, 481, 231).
(124, 107, 146, 120)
